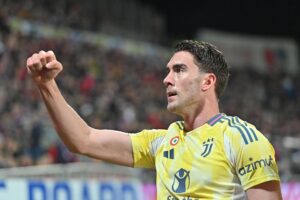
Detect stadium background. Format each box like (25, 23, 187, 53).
(0, 0, 299, 199)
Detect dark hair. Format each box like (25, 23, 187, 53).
(175, 40, 229, 99)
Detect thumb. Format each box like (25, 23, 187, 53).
(45, 60, 63, 71)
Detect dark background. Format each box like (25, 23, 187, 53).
(138, 0, 299, 41)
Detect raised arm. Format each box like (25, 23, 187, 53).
(26, 50, 134, 167)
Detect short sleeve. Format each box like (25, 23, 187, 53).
(130, 129, 167, 169)
(227, 124, 280, 190)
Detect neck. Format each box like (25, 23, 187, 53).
(181, 100, 220, 131)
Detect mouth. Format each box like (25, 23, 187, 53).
(167, 91, 177, 98)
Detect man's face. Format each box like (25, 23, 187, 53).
(163, 51, 205, 115)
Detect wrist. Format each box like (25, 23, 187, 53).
(36, 79, 57, 91)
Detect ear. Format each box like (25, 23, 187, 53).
(201, 73, 216, 91)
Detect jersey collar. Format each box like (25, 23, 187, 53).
(207, 113, 224, 126)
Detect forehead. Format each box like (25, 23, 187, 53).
(167, 51, 197, 68)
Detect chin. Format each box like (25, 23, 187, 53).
(167, 103, 180, 114)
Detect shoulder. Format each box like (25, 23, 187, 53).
(130, 122, 180, 157)
(130, 128, 167, 141)
(220, 115, 265, 145)
(168, 121, 185, 132)
(220, 115, 275, 160)
(131, 120, 184, 141)
(220, 116, 278, 173)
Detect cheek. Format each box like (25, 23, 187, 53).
(176, 75, 202, 95)
(184, 79, 202, 99)
(187, 79, 201, 92)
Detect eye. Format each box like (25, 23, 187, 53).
(173, 64, 185, 73)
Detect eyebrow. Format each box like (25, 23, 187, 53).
(166, 63, 186, 69)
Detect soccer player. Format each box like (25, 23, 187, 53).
(26, 40, 282, 199)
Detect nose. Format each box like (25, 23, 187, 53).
(163, 71, 174, 86)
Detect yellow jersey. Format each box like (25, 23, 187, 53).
(130, 113, 280, 200)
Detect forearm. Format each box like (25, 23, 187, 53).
(27, 50, 134, 166)
(38, 80, 90, 153)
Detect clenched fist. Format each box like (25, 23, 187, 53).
(26, 50, 63, 85)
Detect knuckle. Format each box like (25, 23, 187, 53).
(47, 51, 53, 56)
(47, 50, 56, 59)
(32, 60, 40, 66)
(39, 50, 46, 57)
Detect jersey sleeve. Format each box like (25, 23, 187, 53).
(130, 129, 167, 169)
(225, 123, 280, 190)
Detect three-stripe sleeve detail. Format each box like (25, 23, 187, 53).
(222, 117, 258, 145)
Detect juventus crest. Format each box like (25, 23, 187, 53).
(201, 138, 214, 157)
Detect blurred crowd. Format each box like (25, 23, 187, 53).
(0, 0, 165, 43)
(1, 0, 300, 182)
